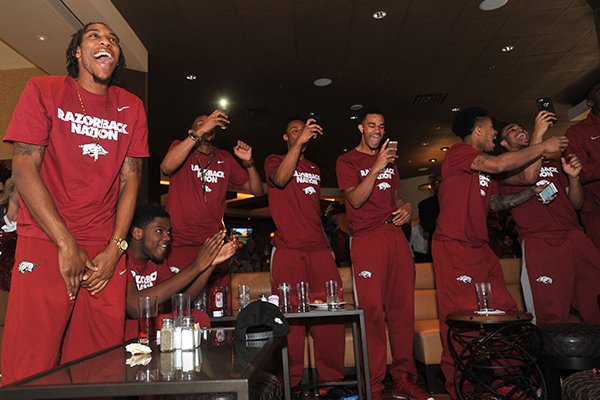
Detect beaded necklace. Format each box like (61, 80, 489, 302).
(74, 81, 109, 162)
(193, 148, 214, 202)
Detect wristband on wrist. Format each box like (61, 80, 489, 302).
(188, 132, 200, 142)
(242, 159, 255, 168)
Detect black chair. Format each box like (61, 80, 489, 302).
(562, 369, 600, 400)
(539, 324, 600, 400)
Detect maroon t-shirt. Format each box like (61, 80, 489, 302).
(565, 112, 600, 213)
(434, 143, 497, 246)
(265, 154, 328, 251)
(166, 144, 249, 246)
(126, 253, 176, 291)
(336, 149, 401, 236)
(4, 76, 149, 244)
(499, 159, 581, 237)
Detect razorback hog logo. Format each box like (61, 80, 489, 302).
(358, 270, 372, 278)
(536, 276, 554, 284)
(303, 186, 317, 195)
(79, 143, 108, 158)
(274, 317, 283, 325)
(456, 275, 472, 284)
(18, 261, 38, 273)
(377, 182, 391, 191)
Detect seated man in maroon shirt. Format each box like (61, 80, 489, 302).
(125, 204, 235, 339)
(432, 107, 568, 399)
(499, 114, 600, 324)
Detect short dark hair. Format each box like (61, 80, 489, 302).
(588, 82, 600, 101)
(359, 106, 385, 124)
(131, 204, 170, 231)
(284, 115, 304, 132)
(66, 22, 126, 85)
(452, 107, 490, 139)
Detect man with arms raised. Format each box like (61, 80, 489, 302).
(160, 113, 263, 305)
(432, 107, 568, 398)
(2, 22, 148, 383)
(499, 114, 600, 324)
(336, 107, 432, 400)
(265, 116, 345, 392)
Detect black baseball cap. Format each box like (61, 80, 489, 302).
(234, 301, 290, 341)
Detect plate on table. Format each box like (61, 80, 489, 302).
(309, 302, 346, 310)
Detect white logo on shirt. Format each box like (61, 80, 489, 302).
(358, 270, 372, 278)
(592, 135, 600, 140)
(377, 182, 391, 191)
(456, 275, 472, 284)
(539, 166, 558, 178)
(294, 171, 320, 185)
(479, 173, 490, 197)
(79, 143, 108, 159)
(360, 167, 395, 180)
(57, 107, 129, 139)
(303, 186, 317, 195)
(117, 106, 130, 112)
(191, 165, 225, 183)
(217, 160, 225, 164)
(135, 271, 158, 290)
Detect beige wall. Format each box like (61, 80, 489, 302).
(397, 174, 437, 220)
(0, 67, 47, 160)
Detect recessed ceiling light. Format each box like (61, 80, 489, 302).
(342, 148, 349, 152)
(429, 158, 438, 163)
(350, 104, 363, 111)
(35, 34, 48, 41)
(488, 64, 496, 70)
(313, 78, 332, 87)
(501, 45, 514, 52)
(373, 10, 387, 19)
(421, 142, 428, 146)
(452, 107, 460, 112)
(435, 126, 441, 131)
(350, 115, 358, 120)
(479, 0, 508, 11)
(418, 167, 429, 172)
(441, 146, 449, 152)
(186, 74, 197, 80)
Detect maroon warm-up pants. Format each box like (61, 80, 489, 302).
(270, 247, 345, 387)
(521, 230, 600, 324)
(432, 239, 518, 400)
(2, 237, 127, 385)
(350, 225, 417, 397)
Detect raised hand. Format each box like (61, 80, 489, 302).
(562, 154, 582, 178)
(190, 109, 229, 138)
(233, 140, 253, 162)
(372, 139, 398, 173)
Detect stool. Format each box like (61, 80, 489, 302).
(562, 369, 600, 400)
(540, 324, 600, 400)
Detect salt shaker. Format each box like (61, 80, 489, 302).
(181, 316, 195, 351)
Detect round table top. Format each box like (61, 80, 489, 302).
(447, 311, 533, 324)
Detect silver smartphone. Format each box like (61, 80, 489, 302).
(538, 182, 558, 202)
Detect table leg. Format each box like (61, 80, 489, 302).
(282, 335, 291, 400)
(358, 310, 372, 400)
(352, 320, 364, 400)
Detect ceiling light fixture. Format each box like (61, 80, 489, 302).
(441, 146, 449, 152)
(429, 158, 438, 163)
(501, 45, 514, 52)
(350, 104, 363, 111)
(35, 34, 48, 41)
(313, 78, 332, 87)
(479, 0, 508, 11)
(421, 142, 428, 146)
(488, 64, 496, 70)
(418, 167, 429, 172)
(373, 10, 387, 19)
(350, 115, 358, 120)
(452, 107, 460, 112)
(186, 74, 197, 80)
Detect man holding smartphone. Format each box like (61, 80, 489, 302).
(566, 82, 600, 251)
(499, 114, 600, 325)
(336, 107, 432, 400)
(432, 107, 569, 399)
(265, 116, 345, 394)
(160, 112, 264, 307)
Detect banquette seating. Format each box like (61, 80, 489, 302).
(229, 258, 528, 390)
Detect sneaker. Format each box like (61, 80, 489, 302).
(392, 380, 434, 400)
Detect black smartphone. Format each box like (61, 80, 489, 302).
(308, 112, 320, 125)
(536, 97, 557, 122)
